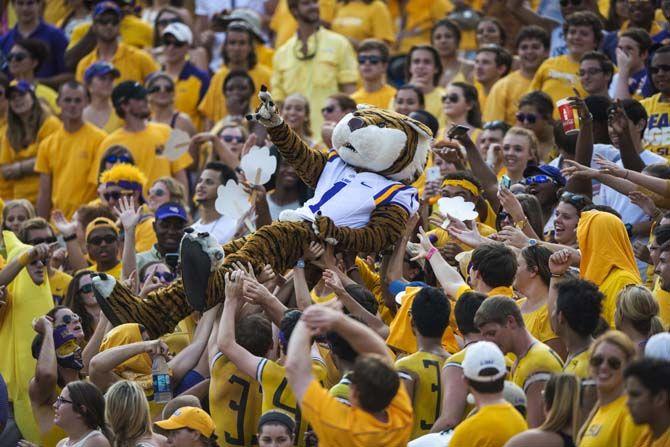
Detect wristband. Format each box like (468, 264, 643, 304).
(551, 272, 565, 278)
(62, 233, 77, 242)
(295, 259, 305, 269)
(425, 247, 438, 261)
(18, 250, 32, 267)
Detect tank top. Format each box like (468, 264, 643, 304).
(64, 430, 102, 447)
(558, 431, 576, 447)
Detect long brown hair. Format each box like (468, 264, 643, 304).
(63, 270, 97, 341)
(7, 87, 46, 150)
(66, 380, 112, 440)
(540, 374, 581, 441)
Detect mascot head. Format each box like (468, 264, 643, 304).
(331, 107, 432, 183)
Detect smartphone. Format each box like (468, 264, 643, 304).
(425, 166, 442, 182)
(447, 125, 470, 139)
(500, 175, 512, 189)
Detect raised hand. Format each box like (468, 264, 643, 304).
(301, 303, 344, 334)
(33, 315, 54, 334)
(144, 339, 169, 357)
(322, 269, 345, 294)
(561, 159, 599, 180)
(51, 209, 78, 238)
(498, 226, 530, 248)
(412, 226, 436, 260)
(447, 221, 486, 248)
(114, 196, 141, 231)
(628, 191, 658, 217)
(498, 186, 526, 222)
(549, 249, 574, 276)
(224, 270, 246, 302)
(246, 86, 283, 128)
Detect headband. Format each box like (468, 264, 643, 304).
(105, 180, 143, 191)
(259, 410, 296, 433)
(441, 179, 480, 197)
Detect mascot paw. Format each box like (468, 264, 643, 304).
(180, 230, 223, 312)
(313, 215, 338, 245)
(278, 209, 306, 222)
(246, 85, 283, 128)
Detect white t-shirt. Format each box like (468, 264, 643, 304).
(191, 214, 238, 244)
(267, 195, 301, 221)
(194, 0, 265, 17)
(548, 143, 620, 198)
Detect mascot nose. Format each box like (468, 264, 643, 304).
(348, 117, 366, 132)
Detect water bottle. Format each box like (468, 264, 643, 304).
(152, 355, 172, 404)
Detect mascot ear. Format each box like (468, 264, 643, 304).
(404, 118, 433, 140)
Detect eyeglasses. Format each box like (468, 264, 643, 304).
(27, 236, 57, 245)
(650, 64, 670, 74)
(78, 283, 93, 294)
(104, 154, 132, 164)
(162, 37, 187, 48)
(516, 112, 537, 124)
(560, 0, 582, 5)
(221, 135, 244, 143)
(321, 105, 335, 115)
(522, 175, 554, 185)
(483, 120, 506, 130)
(60, 313, 81, 325)
(87, 234, 118, 245)
(55, 396, 74, 406)
(578, 68, 604, 77)
(442, 93, 461, 104)
(95, 17, 120, 26)
(157, 18, 181, 28)
(357, 55, 383, 65)
(560, 192, 589, 210)
(148, 84, 174, 94)
(590, 355, 622, 370)
(103, 191, 133, 201)
(7, 52, 28, 63)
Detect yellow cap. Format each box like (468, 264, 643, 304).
(85, 217, 119, 241)
(155, 407, 215, 438)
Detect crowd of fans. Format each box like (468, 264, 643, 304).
(1, 0, 670, 446)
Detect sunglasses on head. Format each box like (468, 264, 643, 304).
(516, 112, 537, 124)
(590, 355, 622, 370)
(105, 154, 132, 164)
(650, 64, 670, 74)
(483, 120, 506, 130)
(221, 134, 244, 143)
(358, 55, 383, 65)
(87, 234, 117, 246)
(7, 52, 28, 63)
(103, 190, 133, 201)
(27, 236, 57, 245)
(321, 105, 335, 115)
(163, 37, 187, 48)
(148, 84, 174, 94)
(78, 283, 93, 294)
(560, 191, 589, 210)
(442, 93, 461, 103)
(95, 17, 120, 26)
(523, 175, 554, 185)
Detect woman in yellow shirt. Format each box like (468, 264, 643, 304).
(331, 0, 395, 46)
(578, 330, 645, 447)
(440, 81, 482, 142)
(82, 61, 124, 134)
(577, 210, 642, 326)
(405, 45, 446, 127)
(614, 285, 664, 354)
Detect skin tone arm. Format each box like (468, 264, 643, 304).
(64, 28, 97, 71)
(115, 196, 140, 281)
(385, 213, 420, 284)
(566, 97, 595, 197)
(525, 380, 547, 428)
(82, 314, 111, 375)
(599, 158, 670, 196)
(430, 365, 468, 432)
(414, 227, 466, 297)
(562, 159, 639, 196)
(28, 317, 57, 406)
(36, 174, 52, 219)
(242, 274, 289, 326)
(51, 210, 88, 271)
(612, 48, 634, 101)
(0, 243, 49, 287)
(174, 169, 190, 199)
(451, 133, 501, 211)
(498, 187, 540, 239)
(293, 252, 313, 311)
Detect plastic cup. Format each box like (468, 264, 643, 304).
(557, 98, 580, 135)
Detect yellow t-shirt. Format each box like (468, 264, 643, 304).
(564, 349, 592, 382)
(271, 28, 359, 133)
(449, 402, 528, 447)
(44, 1, 71, 25)
(135, 216, 157, 254)
(354, 257, 394, 325)
(599, 268, 641, 327)
(396, 351, 447, 440)
(300, 378, 413, 447)
(329, 372, 352, 403)
(318, 343, 342, 389)
(75, 42, 160, 85)
(641, 93, 670, 160)
(393, 0, 452, 54)
(90, 123, 193, 189)
(579, 394, 646, 447)
(331, 0, 395, 44)
(172, 63, 209, 131)
(270, 0, 337, 47)
(0, 115, 61, 204)
(634, 426, 670, 447)
(516, 299, 559, 344)
(198, 63, 272, 124)
(424, 87, 447, 131)
(257, 358, 327, 447)
(510, 341, 563, 392)
(69, 14, 153, 49)
(35, 122, 106, 219)
(483, 70, 532, 125)
(310, 288, 336, 304)
(653, 277, 670, 330)
(48, 270, 72, 305)
(35, 83, 60, 115)
(529, 55, 586, 120)
(209, 352, 262, 444)
(89, 261, 122, 280)
(350, 84, 397, 109)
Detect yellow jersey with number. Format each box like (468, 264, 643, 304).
(564, 349, 592, 382)
(210, 352, 262, 446)
(641, 93, 670, 160)
(579, 394, 646, 447)
(257, 358, 327, 447)
(511, 341, 563, 392)
(396, 351, 447, 440)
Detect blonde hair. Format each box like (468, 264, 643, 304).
(577, 330, 637, 443)
(282, 93, 312, 138)
(2, 199, 36, 230)
(505, 126, 540, 164)
(540, 374, 581, 441)
(152, 177, 187, 209)
(99, 163, 148, 188)
(615, 285, 664, 338)
(105, 380, 153, 447)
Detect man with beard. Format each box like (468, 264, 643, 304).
(136, 203, 188, 275)
(271, 0, 358, 133)
(484, 26, 550, 125)
(75, 2, 158, 84)
(90, 81, 192, 194)
(191, 162, 243, 244)
(29, 309, 86, 447)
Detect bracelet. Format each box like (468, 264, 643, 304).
(62, 233, 77, 242)
(425, 247, 438, 261)
(295, 259, 305, 269)
(514, 219, 527, 230)
(18, 250, 31, 267)
(551, 272, 565, 278)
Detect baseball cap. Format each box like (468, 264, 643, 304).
(93, 1, 121, 18)
(162, 22, 193, 45)
(462, 341, 506, 382)
(84, 61, 121, 84)
(219, 9, 264, 41)
(112, 81, 147, 108)
(155, 406, 215, 438)
(155, 203, 188, 222)
(522, 164, 566, 187)
(645, 332, 670, 361)
(85, 217, 119, 241)
(8, 79, 33, 95)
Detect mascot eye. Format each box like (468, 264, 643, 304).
(378, 122, 387, 128)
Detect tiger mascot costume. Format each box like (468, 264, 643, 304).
(92, 87, 433, 338)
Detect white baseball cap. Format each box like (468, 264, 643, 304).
(163, 22, 193, 45)
(462, 341, 506, 382)
(645, 332, 670, 361)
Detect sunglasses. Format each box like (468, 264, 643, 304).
(650, 64, 670, 74)
(442, 93, 461, 103)
(7, 52, 28, 62)
(516, 112, 537, 124)
(221, 134, 244, 143)
(103, 191, 133, 201)
(163, 37, 187, 48)
(104, 154, 132, 164)
(95, 17, 120, 26)
(87, 234, 117, 245)
(78, 283, 93, 294)
(55, 396, 74, 406)
(148, 84, 174, 94)
(578, 68, 604, 77)
(27, 236, 57, 245)
(61, 313, 81, 325)
(157, 18, 181, 28)
(145, 271, 175, 283)
(358, 55, 383, 65)
(523, 175, 554, 185)
(483, 120, 506, 130)
(590, 355, 622, 370)
(321, 105, 335, 115)
(560, 192, 589, 210)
